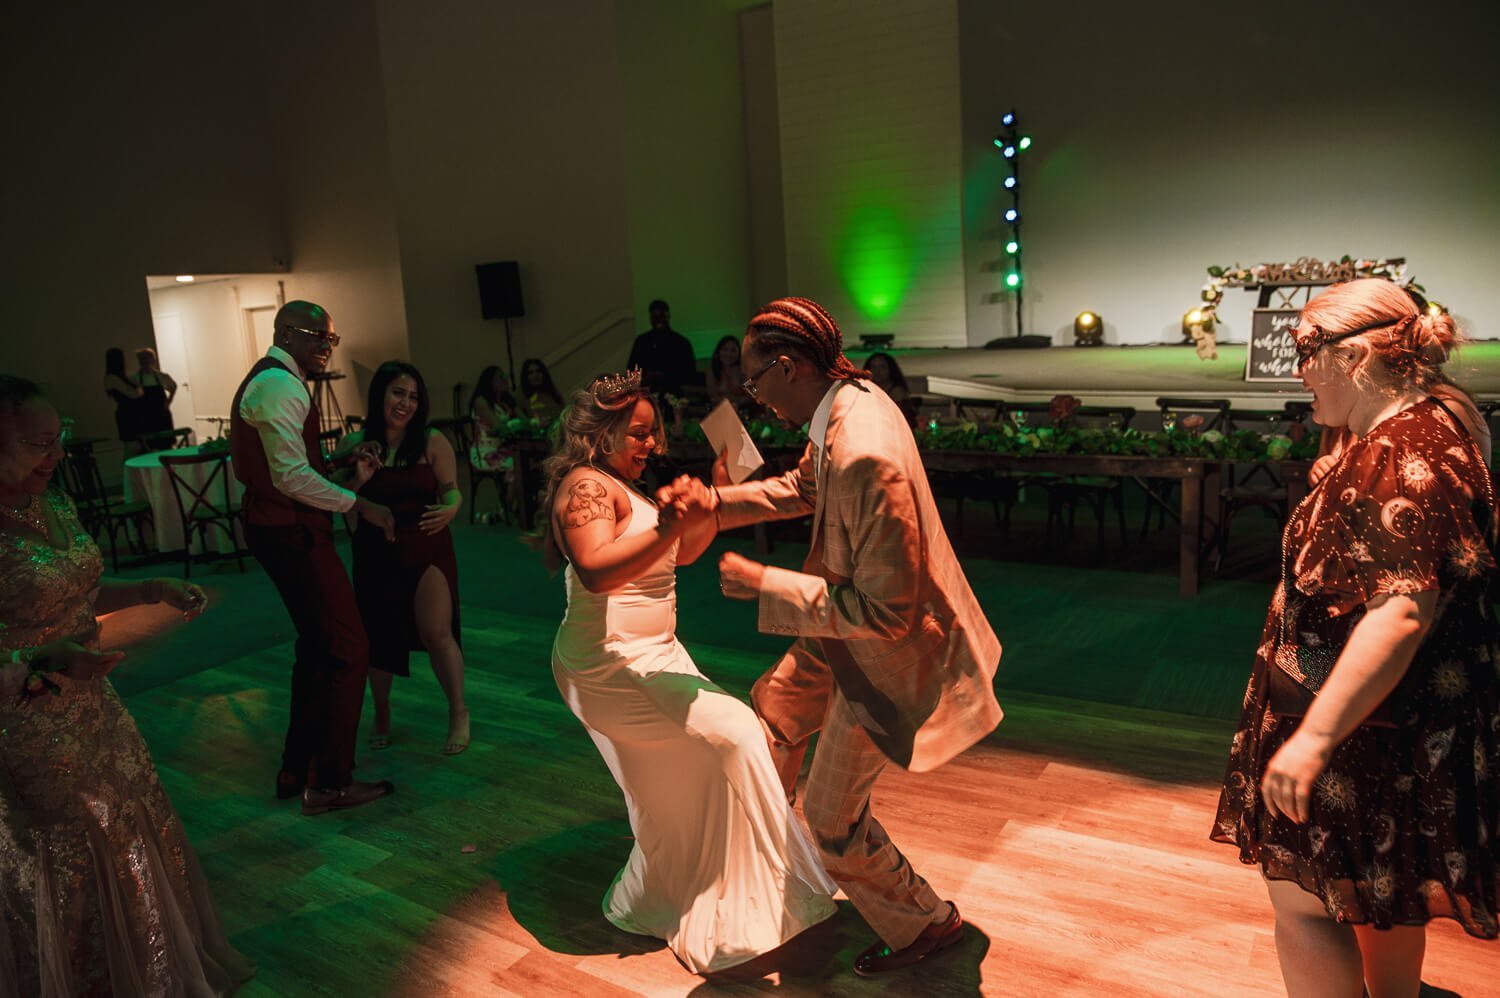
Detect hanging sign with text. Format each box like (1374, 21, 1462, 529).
(1245, 308, 1302, 383)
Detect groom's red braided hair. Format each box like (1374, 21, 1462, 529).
(746, 297, 868, 380)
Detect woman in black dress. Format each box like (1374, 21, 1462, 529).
(1212, 279, 1499, 996)
(102, 347, 142, 446)
(336, 361, 468, 754)
(134, 346, 177, 443)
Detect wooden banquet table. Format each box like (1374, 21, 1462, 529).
(123, 445, 244, 553)
(918, 451, 1223, 596)
(505, 439, 1224, 595)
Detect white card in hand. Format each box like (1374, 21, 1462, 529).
(699, 400, 764, 483)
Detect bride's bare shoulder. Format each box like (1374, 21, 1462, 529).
(555, 465, 626, 528)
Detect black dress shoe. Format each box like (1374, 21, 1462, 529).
(275, 771, 305, 800)
(301, 779, 395, 816)
(853, 903, 963, 976)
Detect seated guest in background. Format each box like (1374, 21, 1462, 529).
(627, 299, 698, 405)
(1212, 278, 1500, 997)
(705, 335, 750, 413)
(865, 351, 919, 427)
(520, 356, 565, 425)
(469, 364, 520, 465)
(468, 364, 521, 522)
(336, 361, 469, 755)
(103, 346, 143, 447)
(134, 346, 178, 443)
(233, 299, 397, 815)
(0, 373, 254, 996)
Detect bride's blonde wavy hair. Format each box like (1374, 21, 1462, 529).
(528, 369, 668, 570)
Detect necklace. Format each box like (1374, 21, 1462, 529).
(0, 493, 49, 534)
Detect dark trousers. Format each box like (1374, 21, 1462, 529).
(248, 522, 369, 789)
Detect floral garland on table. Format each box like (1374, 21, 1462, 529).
(1193, 256, 1421, 328)
(914, 418, 1317, 462)
(679, 405, 1319, 463)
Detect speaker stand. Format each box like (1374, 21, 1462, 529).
(503, 317, 517, 386)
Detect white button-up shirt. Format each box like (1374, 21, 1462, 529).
(237, 345, 356, 513)
(807, 380, 849, 479)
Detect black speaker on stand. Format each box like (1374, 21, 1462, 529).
(475, 261, 526, 384)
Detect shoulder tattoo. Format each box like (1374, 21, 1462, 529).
(562, 477, 615, 528)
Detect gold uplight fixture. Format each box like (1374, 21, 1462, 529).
(1073, 310, 1103, 347)
(174, 275, 195, 283)
(1181, 307, 1214, 342)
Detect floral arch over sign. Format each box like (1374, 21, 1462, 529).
(1193, 256, 1418, 325)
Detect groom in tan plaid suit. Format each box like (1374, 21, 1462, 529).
(680, 297, 1002, 977)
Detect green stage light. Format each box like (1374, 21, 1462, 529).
(993, 137, 1004, 148)
(1019, 136, 1032, 150)
(1006, 272, 1021, 288)
(1005, 240, 1019, 254)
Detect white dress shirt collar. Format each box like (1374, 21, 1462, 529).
(267, 344, 307, 383)
(809, 380, 849, 475)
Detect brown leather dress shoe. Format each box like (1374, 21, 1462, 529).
(301, 779, 395, 816)
(853, 903, 963, 976)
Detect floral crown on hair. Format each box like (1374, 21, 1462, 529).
(590, 369, 645, 410)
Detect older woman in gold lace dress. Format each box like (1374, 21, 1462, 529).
(0, 374, 253, 996)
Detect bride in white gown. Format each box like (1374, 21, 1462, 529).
(539, 371, 836, 973)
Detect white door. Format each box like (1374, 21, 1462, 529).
(150, 312, 198, 434)
(247, 306, 276, 360)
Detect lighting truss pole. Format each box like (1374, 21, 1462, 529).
(992, 110, 1044, 347)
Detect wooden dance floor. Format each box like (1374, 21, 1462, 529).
(105, 597, 1498, 997)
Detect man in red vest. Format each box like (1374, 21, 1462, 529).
(231, 300, 397, 815)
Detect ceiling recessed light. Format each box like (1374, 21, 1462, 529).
(175, 275, 195, 283)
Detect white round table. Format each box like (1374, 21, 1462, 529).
(123, 445, 244, 553)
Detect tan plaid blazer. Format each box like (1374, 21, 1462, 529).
(718, 382, 1002, 772)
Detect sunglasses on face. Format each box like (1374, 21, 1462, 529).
(283, 325, 342, 348)
(741, 357, 780, 399)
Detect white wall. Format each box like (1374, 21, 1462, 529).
(263, 0, 411, 418)
(958, 0, 1500, 347)
(774, 0, 967, 346)
(0, 4, 285, 441)
(146, 278, 282, 432)
(616, 0, 761, 357)
(375, 0, 639, 408)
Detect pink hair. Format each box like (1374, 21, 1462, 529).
(1297, 278, 1459, 392)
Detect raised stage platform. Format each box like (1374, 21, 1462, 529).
(861, 342, 1500, 411)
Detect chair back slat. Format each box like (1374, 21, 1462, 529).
(159, 451, 234, 524)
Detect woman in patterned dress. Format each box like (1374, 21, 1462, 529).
(0, 374, 254, 995)
(1212, 279, 1499, 996)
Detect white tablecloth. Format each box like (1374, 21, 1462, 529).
(123, 446, 244, 553)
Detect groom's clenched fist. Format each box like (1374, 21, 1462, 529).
(719, 551, 766, 600)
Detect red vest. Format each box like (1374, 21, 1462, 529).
(230, 356, 333, 529)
